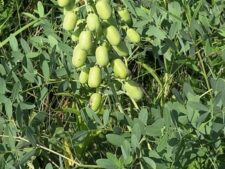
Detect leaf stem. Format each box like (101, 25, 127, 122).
(197, 51, 212, 97)
(0, 19, 40, 48)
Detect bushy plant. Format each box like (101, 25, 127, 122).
(0, 0, 224, 168)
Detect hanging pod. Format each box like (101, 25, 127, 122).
(95, 45, 109, 67)
(126, 28, 141, 43)
(123, 80, 143, 101)
(118, 8, 132, 25)
(95, 0, 112, 20)
(89, 93, 102, 111)
(105, 25, 121, 46)
(63, 11, 77, 31)
(112, 59, 128, 79)
(57, 0, 71, 7)
(87, 13, 101, 31)
(79, 30, 92, 51)
(88, 66, 102, 88)
(72, 45, 87, 68)
(79, 67, 89, 84)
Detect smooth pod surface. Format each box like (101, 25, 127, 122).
(88, 66, 102, 88)
(63, 0, 75, 14)
(58, 0, 70, 7)
(96, 0, 112, 20)
(106, 26, 121, 46)
(89, 93, 102, 111)
(79, 67, 89, 84)
(124, 80, 143, 101)
(127, 28, 141, 43)
(118, 8, 132, 25)
(112, 41, 129, 57)
(79, 30, 92, 51)
(87, 13, 100, 31)
(95, 46, 109, 67)
(72, 45, 87, 68)
(112, 59, 128, 79)
(63, 11, 77, 31)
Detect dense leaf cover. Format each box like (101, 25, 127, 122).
(0, 0, 225, 168)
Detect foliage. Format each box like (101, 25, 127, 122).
(0, 0, 225, 168)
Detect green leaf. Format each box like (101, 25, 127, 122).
(12, 82, 22, 101)
(48, 35, 58, 47)
(138, 108, 148, 125)
(20, 38, 31, 53)
(5, 99, 12, 119)
(0, 78, 6, 95)
(96, 159, 117, 169)
(169, 22, 179, 39)
(37, 1, 44, 17)
(103, 110, 110, 126)
(183, 82, 197, 99)
(121, 0, 136, 16)
(20, 102, 35, 110)
(106, 153, 124, 168)
(9, 34, 18, 51)
(106, 134, 125, 147)
(12, 51, 24, 63)
(143, 157, 156, 169)
(23, 71, 36, 83)
(168, 1, 182, 21)
(146, 26, 166, 40)
(131, 133, 139, 149)
(157, 134, 168, 152)
(26, 52, 40, 59)
(0, 64, 6, 76)
(30, 111, 47, 127)
(22, 12, 37, 20)
(18, 148, 36, 165)
(45, 163, 53, 169)
(132, 122, 141, 142)
(146, 119, 164, 137)
(25, 127, 37, 145)
(121, 140, 132, 165)
(42, 60, 50, 80)
(39, 87, 48, 101)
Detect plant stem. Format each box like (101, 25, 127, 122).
(197, 51, 212, 97)
(0, 19, 40, 48)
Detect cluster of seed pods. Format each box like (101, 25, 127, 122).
(58, 0, 143, 111)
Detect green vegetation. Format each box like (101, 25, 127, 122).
(0, 0, 225, 168)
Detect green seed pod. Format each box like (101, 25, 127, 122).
(87, 13, 100, 31)
(96, 0, 112, 20)
(72, 45, 87, 68)
(63, 11, 77, 31)
(95, 45, 109, 67)
(63, 0, 76, 14)
(118, 8, 132, 25)
(112, 41, 129, 57)
(126, 28, 141, 43)
(88, 66, 102, 88)
(79, 67, 89, 84)
(106, 25, 121, 46)
(89, 93, 102, 111)
(58, 0, 70, 7)
(112, 59, 128, 79)
(79, 30, 92, 51)
(124, 80, 143, 101)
